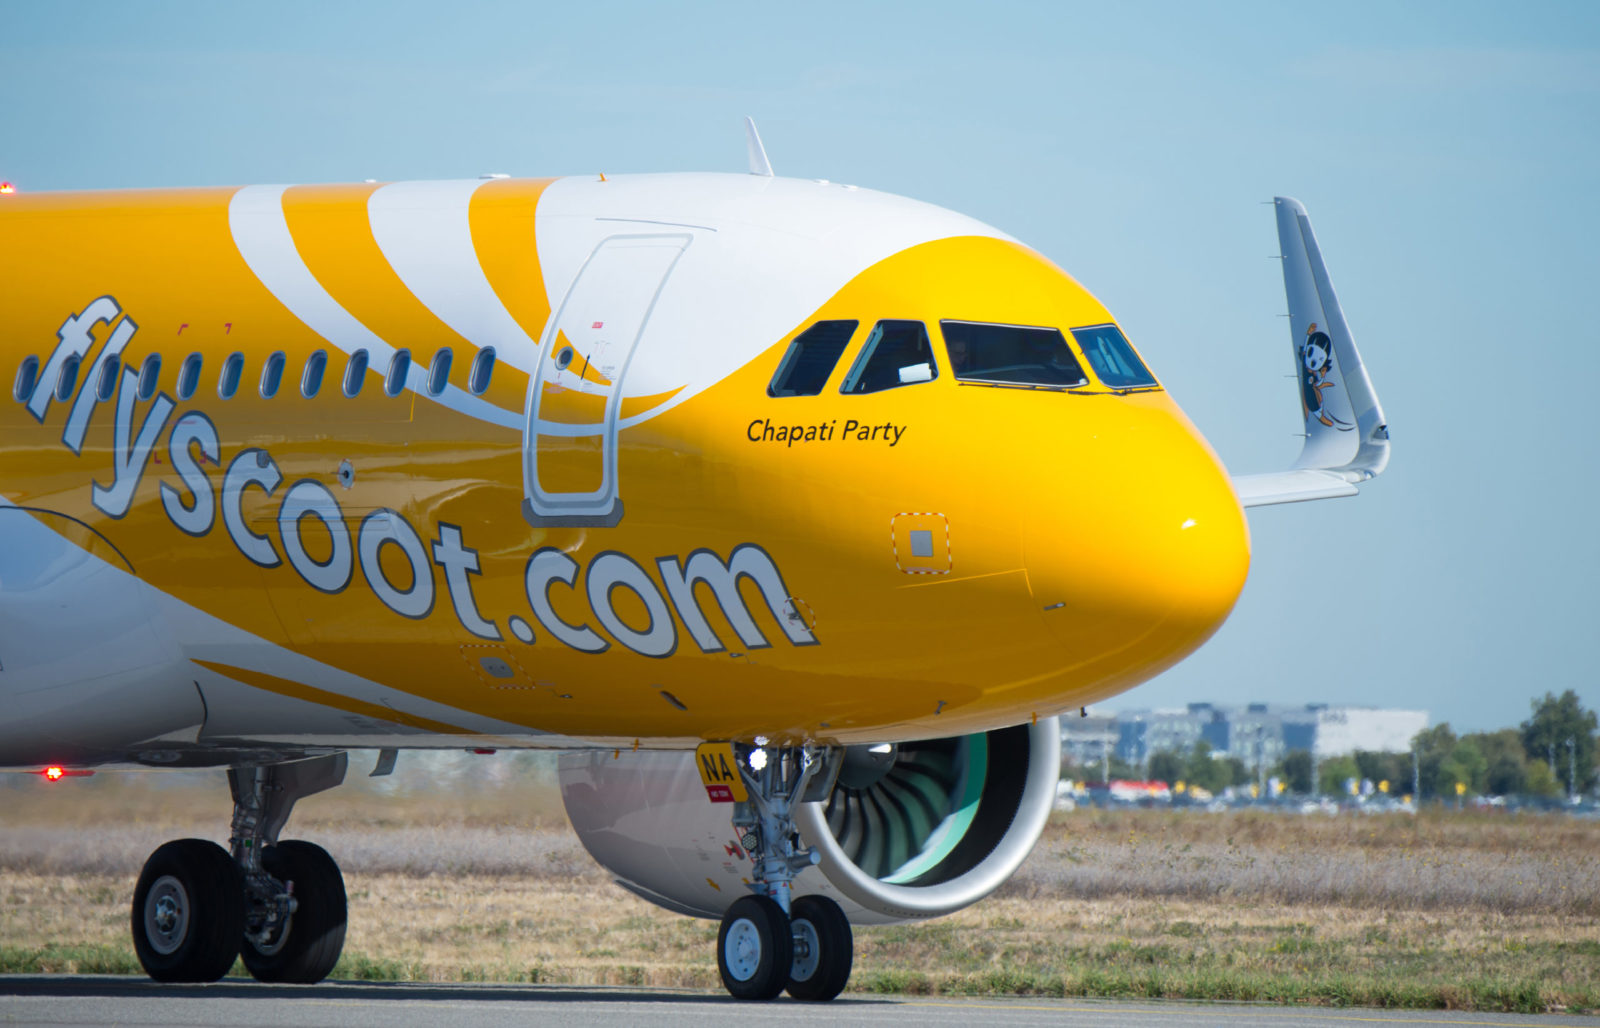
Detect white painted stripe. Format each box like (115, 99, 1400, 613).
(366, 180, 544, 357)
(363, 181, 682, 437)
(226, 184, 522, 431)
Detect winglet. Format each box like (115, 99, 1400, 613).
(1233, 197, 1390, 508)
(744, 117, 774, 177)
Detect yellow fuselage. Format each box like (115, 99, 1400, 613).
(0, 175, 1249, 753)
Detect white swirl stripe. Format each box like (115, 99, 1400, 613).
(367, 180, 543, 358)
(365, 180, 671, 439)
(226, 184, 521, 431)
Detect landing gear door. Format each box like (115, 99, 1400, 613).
(524, 233, 691, 526)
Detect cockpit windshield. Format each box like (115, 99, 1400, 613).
(1070, 324, 1158, 389)
(940, 321, 1087, 388)
(840, 320, 937, 394)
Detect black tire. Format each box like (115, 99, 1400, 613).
(786, 894, 853, 1001)
(241, 840, 347, 984)
(716, 895, 792, 1000)
(131, 838, 245, 983)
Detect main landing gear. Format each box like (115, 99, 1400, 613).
(715, 745, 854, 1001)
(130, 754, 349, 984)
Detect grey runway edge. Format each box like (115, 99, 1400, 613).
(3, 977, 1600, 1028)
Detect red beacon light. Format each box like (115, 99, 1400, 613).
(0, 182, 15, 195)
(40, 765, 93, 781)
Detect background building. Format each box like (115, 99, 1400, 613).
(1301, 705, 1430, 757)
(1060, 710, 1120, 775)
(1072, 703, 1429, 775)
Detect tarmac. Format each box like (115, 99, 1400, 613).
(2, 976, 1598, 1028)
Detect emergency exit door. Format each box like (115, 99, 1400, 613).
(523, 233, 690, 525)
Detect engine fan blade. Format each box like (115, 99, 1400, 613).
(822, 737, 975, 879)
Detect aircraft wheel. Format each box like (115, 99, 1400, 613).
(131, 838, 245, 983)
(786, 894, 853, 1001)
(717, 895, 792, 1000)
(242, 840, 347, 983)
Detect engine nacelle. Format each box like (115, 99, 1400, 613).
(557, 717, 1060, 924)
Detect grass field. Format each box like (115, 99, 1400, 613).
(2, 765, 1597, 1012)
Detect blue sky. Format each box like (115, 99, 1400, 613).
(3, 1, 1596, 733)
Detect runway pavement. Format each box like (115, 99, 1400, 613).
(2, 977, 1599, 1028)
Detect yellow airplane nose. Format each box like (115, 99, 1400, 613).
(1021, 398, 1250, 686)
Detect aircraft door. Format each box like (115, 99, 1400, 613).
(524, 233, 690, 525)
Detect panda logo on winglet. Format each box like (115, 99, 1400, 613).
(1298, 323, 1353, 431)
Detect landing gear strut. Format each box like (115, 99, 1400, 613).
(713, 745, 854, 1002)
(130, 754, 349, 984)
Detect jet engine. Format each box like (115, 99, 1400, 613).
(557, 717, 1059, 924)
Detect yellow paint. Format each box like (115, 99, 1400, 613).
(467, 177, 558, 345)
(694, 742, 748, 802)
(0, 181, 1251, 748)
(192, 660, 472, 735)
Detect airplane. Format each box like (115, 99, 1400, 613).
(0, 120, 1387, 1001)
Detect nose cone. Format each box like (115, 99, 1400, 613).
(1022, 397, 1250, 686)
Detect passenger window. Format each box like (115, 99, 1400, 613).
(940, 321, 1086, 388)
(55, 354, 81, 402)
(344, 350, 369, 397)
(1070, 324, 1158, 389)
(427, 348, 452, 396)
(261, 351, 286, 398)
(14, 355, 38, 402)
(302, 350, 327, 398)
(468, 347, 495, 396)
(219, 353, 244, 400)
(176, 353, 202, 401)
(768, 320, 857, 397)
(137, 354, 162, 401)
(96, 356, 120, 402)
(385, 349, 411, 397)
(840, 320, 936, 394)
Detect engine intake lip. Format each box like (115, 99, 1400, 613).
(794, 716, 1061, 920)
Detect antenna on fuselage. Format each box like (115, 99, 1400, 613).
(744, 116, 774, 177)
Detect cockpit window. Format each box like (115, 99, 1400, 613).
(840, 320, 936, 394)
(940, 321, 1086, 388)
(1071, 324, 1158, 389)
(769, 320, 857, 397)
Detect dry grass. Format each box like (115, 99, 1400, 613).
(2, 769, 1598, 1010)
(1007, 809, 1600, 917)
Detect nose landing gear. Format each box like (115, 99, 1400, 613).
(712, 744, 855, 1002)
(786, 893, 853, 1001)
(717, 894, 792, 999)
